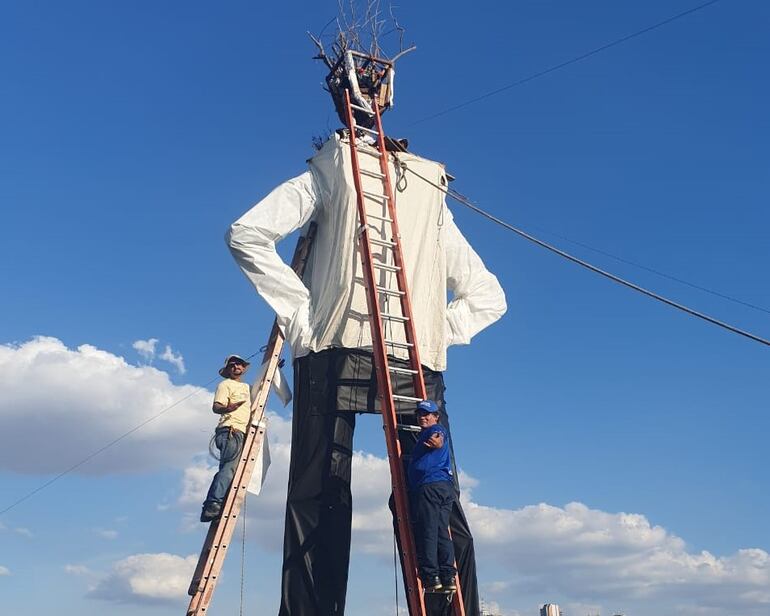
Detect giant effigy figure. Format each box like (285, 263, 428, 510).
(226, 39, 506, 616)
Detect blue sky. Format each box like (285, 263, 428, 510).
(1, 1, 768, 615)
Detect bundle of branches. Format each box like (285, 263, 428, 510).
(309, 0, 415, 127)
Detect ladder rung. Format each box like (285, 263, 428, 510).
(393, 394, 422, 403)
(373, 262, 400, 272)
(362, 190, 389, 202)
(357, 147, 383, 158)
(384, 339, 413, 349)
(351, 103, 374, 115)
(381, 313, 409, 322)
(389, 366, 418, 375)
(356, 125, 380, 136)
(370, 238, 396, 248)
(367, 213, 393, 223)
(397, 423, 422, 432)
(361, 168, 386, 179)
(377, 286, 405, 296)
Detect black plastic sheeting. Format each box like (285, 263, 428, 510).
(279, 348, 480, 616)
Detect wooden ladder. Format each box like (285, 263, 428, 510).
(185, 223, 316, 616)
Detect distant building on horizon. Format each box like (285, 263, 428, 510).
(540, 604, 563, 616)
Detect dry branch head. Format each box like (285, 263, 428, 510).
(309, 1, 414, 127)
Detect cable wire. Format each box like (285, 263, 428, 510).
(240, 495, 247, 616)
(520, 224, 770, 316)
(0, 350, 263, 516)
(411, 0, 723, 126)
(0, 378, 216, 516)
(403, 165, 770, 348)
(393, 532, 400, 616)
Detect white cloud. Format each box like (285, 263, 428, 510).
(172, 413, 770, 616)
(88, 553, 197, 604)
(0, 337, 214, 474)
(4, 337, 766, 615)
(482, 580, 511, 593)
(159, 345, 186, 374)
(132, 339, 185, 373)
(13, 527, 33, 538)
(132, 338, 158, 363)
(93, 528, 119, 540)
(65, 564, 92, 576)
(462, 497, 770, 614)
(0, 566, 9, 576)
(563, 602, 603, 616)
(176, 412, 394, 555)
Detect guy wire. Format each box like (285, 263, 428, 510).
(403, 165, 770, 348)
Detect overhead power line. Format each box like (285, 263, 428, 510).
(0, 350, 266, 516)
(412, 0, 723, 125)
(0, 378, 217, 516)
(522, 225, 770, 316)
(403, 165, 770, 348)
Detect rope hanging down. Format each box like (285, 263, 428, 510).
(403, 165, 770, 348)
(393, 533, 400, 616)
(240, 496, 247, 616)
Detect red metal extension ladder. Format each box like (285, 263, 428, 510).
(342, 88, 466, 616)
(185, 224, 316, 616)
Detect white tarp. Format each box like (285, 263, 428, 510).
(227, 134, 506, 372)
(253, 359, 292, 407)
(246, 417, 271, 495)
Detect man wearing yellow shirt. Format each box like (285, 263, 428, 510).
(200, 355, 252, 523)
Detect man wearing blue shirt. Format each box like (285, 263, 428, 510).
(407, 399, 458, 592)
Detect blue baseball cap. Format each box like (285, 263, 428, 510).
(416, 399, 439, 415)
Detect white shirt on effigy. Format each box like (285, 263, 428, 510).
(226, 134, 506, 372)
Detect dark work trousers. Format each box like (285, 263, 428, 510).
(412, 481, 457, 582)
(393, 402, 479, 616)
(279, 348, 480, 616)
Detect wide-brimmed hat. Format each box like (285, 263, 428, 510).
(218, 354, 250, 377)
(415, 399, 439, 415)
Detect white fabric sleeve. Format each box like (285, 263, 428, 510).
(444, 213, 507, 346)
(226, 171, 318, 346)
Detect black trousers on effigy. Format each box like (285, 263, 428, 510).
(279, 348, 480, 616)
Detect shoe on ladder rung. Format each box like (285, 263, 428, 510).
(440, 575, 458, 591)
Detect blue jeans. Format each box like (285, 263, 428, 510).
(411, 480, 457, 581)
(204, 427, 244, 505)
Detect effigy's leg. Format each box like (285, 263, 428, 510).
(279, 350, 355, 616)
